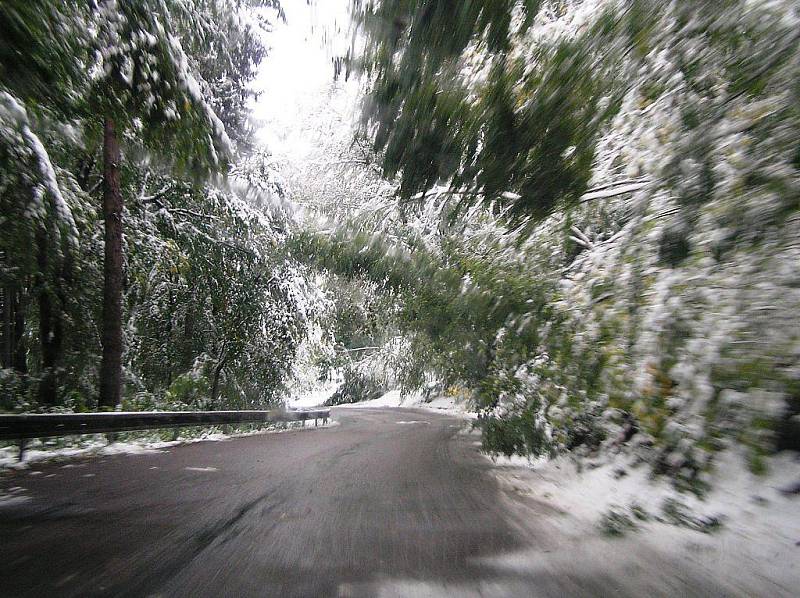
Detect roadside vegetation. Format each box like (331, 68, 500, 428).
(295, 0, 800, 490)
(1, 1, 315, 415)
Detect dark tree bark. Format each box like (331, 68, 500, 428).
(0, 282, 28, 376)
(210, 352, 228, 405)
(37, 240, 56, 405)
(76, 152, 96, 192)
(37, 234, 69, 406)
(1, 283, 12, 369)
(13, 287, 27, 375)
(99, 117, 124, 408)
(38, 290, 62, 405)
(0, 251, 19, 371)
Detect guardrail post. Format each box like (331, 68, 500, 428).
(18, 439, 26, 461)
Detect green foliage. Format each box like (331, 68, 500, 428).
(355, 0, 626, 227)
(629, 501, 650, 521)
(0, 368, 31, 412)
(91, 1, 233, 174)
(308, 0, 800, 487)
(0, 0, 306, 414)
(599, 506, 638, 537)
(165, 369, 212, 410)
(481, 409, 551, 459)
(0, 1, 90, 110)
(660, 498, 723, 533)
(126, 177, 308, 409)
(325, 366, 386, 406)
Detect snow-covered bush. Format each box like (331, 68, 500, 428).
(468, 0, 800, 483)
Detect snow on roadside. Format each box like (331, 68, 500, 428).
(0, 419, 337, 471)
(0, 485, 32, 507)
(486, 448, 800, 595)
(286, 383, 338, 409)
(336, 389, 405, 408)
(336, 389, 477, 419)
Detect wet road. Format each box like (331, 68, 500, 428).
(0, 408, 724, 597)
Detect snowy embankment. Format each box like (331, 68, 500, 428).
(317, 388, 477, 419)
(487, 449, 800, 596)
(286, 384, 340, 409)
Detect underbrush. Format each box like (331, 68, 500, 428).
(324, 367, 387, 406)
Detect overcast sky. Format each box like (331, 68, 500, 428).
(251, 0, 359, 161)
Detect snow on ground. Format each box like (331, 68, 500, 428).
(0, 485, 32, 508)
(336, 389, 406, 408)
(485, 447, 800, 596)
(0, 419, 337, 471)
(286, 383, 338, 409)
(336, 389, 477, 418)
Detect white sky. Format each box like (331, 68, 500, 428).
(251, 0, 359, 162)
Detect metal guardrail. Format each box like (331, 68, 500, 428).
(0, 409, 331, 459)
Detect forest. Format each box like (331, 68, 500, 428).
(1, 0, 307, 414)
(2, 0, 799, 490)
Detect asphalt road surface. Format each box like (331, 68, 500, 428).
(1, 408, 726, 597)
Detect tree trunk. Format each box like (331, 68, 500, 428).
(99, 117, 124, 409)
(13, 286, 27, 375)
(210, 354, 227, 405)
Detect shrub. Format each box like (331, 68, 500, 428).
(325, 367, 386, 406)
(481, 404, 552, 458)
(599, 507, 638, 537)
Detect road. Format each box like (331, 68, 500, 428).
(1, 407, 726, 597)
